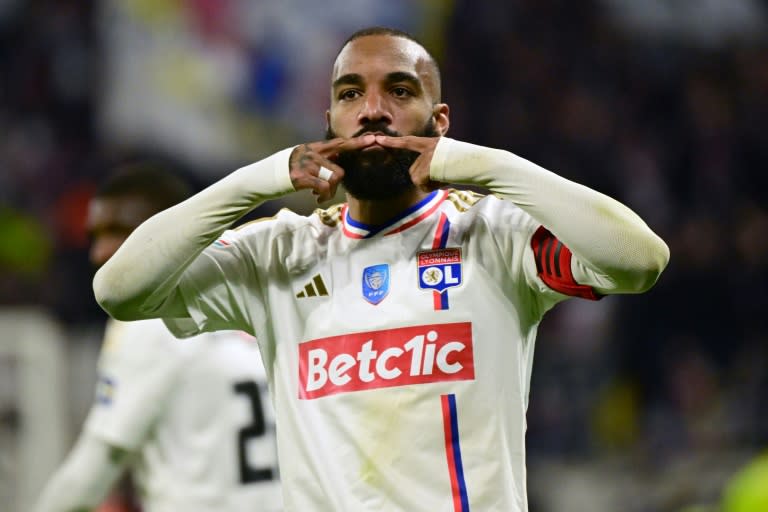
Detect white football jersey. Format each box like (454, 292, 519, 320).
(85, 319, 282, 512)
(165, 189, 597, 512)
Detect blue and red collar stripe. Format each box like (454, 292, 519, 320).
(433, 212, 451, 249)
(341, 189, 448, 239)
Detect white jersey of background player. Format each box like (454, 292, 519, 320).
(94, 29, 669, 512)
(34, 164, 281, 512)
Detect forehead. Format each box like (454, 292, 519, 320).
(87, 196, 155, 230)
(332, 35, 435, 90)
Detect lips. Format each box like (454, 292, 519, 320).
(354, 126, 398, 138)
(361, 132, 388, 150)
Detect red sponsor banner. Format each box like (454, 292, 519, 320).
(418, 248, 461, 267)
(298, 322, 474, 399)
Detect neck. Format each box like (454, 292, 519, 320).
(346, 187, 432, 226)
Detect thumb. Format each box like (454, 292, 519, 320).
(409, 152, 435, 187)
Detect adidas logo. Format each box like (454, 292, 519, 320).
(296, 274, 329, 298)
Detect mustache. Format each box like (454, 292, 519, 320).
(352, 123, 400, 138)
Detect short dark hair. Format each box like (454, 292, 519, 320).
(339, 26, 442, 101)
(95, 161, 192, 214)
(341, 26, 423, 48)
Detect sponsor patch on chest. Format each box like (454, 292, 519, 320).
(298, 322, 475, 399)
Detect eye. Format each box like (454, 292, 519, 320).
(339, 89, 360, 101)
(391, 86, 412, 98)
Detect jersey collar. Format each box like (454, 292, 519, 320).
(341, 189, 448, 239)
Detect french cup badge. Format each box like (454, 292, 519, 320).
(362, 264, 390, 305)
(417, 248, 463, 292)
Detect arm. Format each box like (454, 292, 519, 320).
(378, 136, 670, 294)
(94, 137, 375, 321)
(32, 434, 129, 512)
(93, 148, 294, 321)
(37, 320, 186, 512)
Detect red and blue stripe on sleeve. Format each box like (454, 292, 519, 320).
(530, 226, 599, 300)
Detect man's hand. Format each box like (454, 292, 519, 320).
(373, 135, 443, 189)
(289, 135, 376, 202)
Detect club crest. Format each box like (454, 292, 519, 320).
(362, 264, 390, 305)
(417, 248, 463, 292)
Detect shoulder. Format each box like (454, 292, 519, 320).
(105, 318, 170, 345)
(101, 319, 187, 359)
(217, 206, 335, 245)
(444, 188, 528, 225)
(183, 330, 268, 378)
(210, 205, 342, 274)
(444, 188, 486, 213)
(312, 202, 345, 229)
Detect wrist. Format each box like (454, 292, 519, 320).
(429, 138, 508, 187)
(233, 146, 296, 200)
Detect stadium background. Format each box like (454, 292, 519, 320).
(1, 1, 766, 511)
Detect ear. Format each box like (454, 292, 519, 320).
(325, 109, 331, 132)
(433, 103, 450, 136)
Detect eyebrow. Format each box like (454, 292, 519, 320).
(333, 73, 364, 89)
(384, 71, 421, 91)
(332, 71, 423, 93)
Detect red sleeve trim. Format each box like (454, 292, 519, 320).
(531, 226, 600, 300)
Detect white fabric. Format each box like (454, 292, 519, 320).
(94, 137, 669, 512)
(164, 190, 567, 511)
(430, 137, 669, 294)
(32, 435, 125, 512)
(68, 320, 281, 512)
(93, 147, 296, 320)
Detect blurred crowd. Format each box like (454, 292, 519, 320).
(441, 1, 768, 509)
(1, 1, 766, 511)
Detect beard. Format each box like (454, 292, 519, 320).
(325, 118, 439, 200)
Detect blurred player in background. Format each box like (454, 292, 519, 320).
(93, 27, 669, 511)
(34, 164, 282, 512)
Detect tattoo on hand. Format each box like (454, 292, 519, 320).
(298, 145, 313, 171)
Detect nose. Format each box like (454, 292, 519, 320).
(357, 90, 392, 127)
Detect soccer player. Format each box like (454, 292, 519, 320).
(93, 27, 670, 511)
(34, 164, 282, 512)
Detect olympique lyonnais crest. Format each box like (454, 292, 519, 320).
(417, 248, 463, 292)
(362, 264, 390, 305)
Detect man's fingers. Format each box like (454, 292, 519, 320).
(373, 135, 438, 152)
(372, 135, 408, 148)
(306, 152, 344, 183)
(373, 135, 441, 188)
(304, 152, 345, 202)
(315, 134, 376, 157)
(336, 134, 377, 152)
